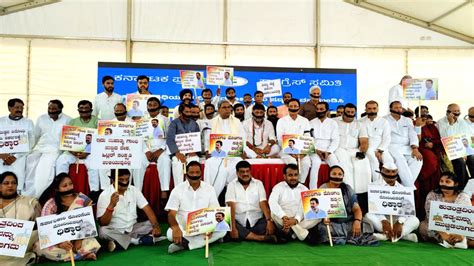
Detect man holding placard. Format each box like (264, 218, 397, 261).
(166, 103, 201, 187)
(243, 104, 279, 158)
(0, 98, 35, 194)
(166, 161, 226, 254)
(92, 76, 123, 120)
(388, 75, 412, 112)
(365, 163, 419, 242)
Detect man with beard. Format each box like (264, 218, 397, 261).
(267, 106, 279, 135)
(0, 98, 35, 194)
(269, 164, 319, 243)
(233, 103, 245, 122)
(113, 103, 133, 122)
(359, 100, 395, 182)
(384, 101, 423, 188)
(226, 87, 240, 106)
(199, 88, 220, 118)
(97, 169, 162, 251)
(225, 161, 277, 242)
(299, 85, 321, 121)
(55, 100, 100, 192)
(25, 100, 71, 198)
(173, 89, 194, 119)
(365, 163, 419, 243)
(137, 75, 151, 94)
(244, 91, 267, 121)
(84, 134, 92, 153)
(197, 103, 215, 156)
(166, 161, 226, 254)
(215, 212, 230, 231)
(166, 104, 200, 187)
(276, 98, 312, 184)
(335, 105, 344, 119)
(190, 105, 201, 121)
(243, 104, 279, 158)
(309, 101, 340, 189)
(277, 92, 292, 118)
(243, 93, 252, 109)
(92, 76, 122, 120)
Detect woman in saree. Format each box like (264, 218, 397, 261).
(34, 173, 100, 261)
(0, 171, 42, 266)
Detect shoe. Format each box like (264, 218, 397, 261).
(374, 233, 388, 241)
(139, 235, 155, 246)
(107, 240, 116, 252)
(168, 243, 185, 254)
(402, 233, 418, 243)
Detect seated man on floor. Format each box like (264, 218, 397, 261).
(225, 161, 277, 242)
(97, 169, 162, 251)
(243, 103, 280, 158)
(166, 161, 226, 254)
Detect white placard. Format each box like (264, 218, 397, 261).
(368, 185, 416, 216)
(428, 201, 474, 238)
(175, 132, 201, 154)
(0, 218, 35, 258)
(89, 136, 143, 169)
(257, 79, 282, 98)
(0, 127, 29, 153)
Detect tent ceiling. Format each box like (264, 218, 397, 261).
(345, 0, 474, 44)
(0, 0, 59, 16)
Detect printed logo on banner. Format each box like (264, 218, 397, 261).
(0, 127, 29, 153)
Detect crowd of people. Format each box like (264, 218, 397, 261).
(0, 74, 473, 264)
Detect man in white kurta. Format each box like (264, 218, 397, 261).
(166, 161, 226, 253)
(269, 164, 319, 241)
(276, 99, 312, 183)
(359, 101, 395, 182)
(243, 104, 279, 158)
(388, 75, 411, 111)
(365, 163, 419, 242)
(204, 100, 244, 198)
(0, 99, 35, 193)
(384, 101, 422, 188)
(244, 91, 267, 121)
(309, 102, 339, 189)
(334, 103, 371, 198)
(92, 76, 123, 120)
(24, 100, 71, 198)
(198, 88, 220, 118)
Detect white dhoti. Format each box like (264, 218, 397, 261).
(366, 148, 395, 182)
(365, 214, 419, 241)
(24, 150, 60, 198)
(166, 227, 226, 250)
(272, 213, 319, 241)
(171, 155, 200, 187)
(0, 155, 27, 193)
(204, 157, 241, 197)
(281, 153, 311, 184)
(309, 153, 338, 189)
(133, 152, 171, 192)
(389, 146, 422, 187)
(55, 152, 100, 191)
(334, 148, 372, 194)
(244, 145, 280, 159)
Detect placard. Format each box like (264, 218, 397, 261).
(206, 66, 234, 86)
(175, 132, 201, 154)
(441, 134, 471, 160)
(428, 201, 474, 238)
(256, 79, 282, 98)
(368, 185, 416, 216)
(301, 189, 347, 219)
(180, 70, 205, 89)
(281, 134, 315, 155)
(37, 206, 98, 249)
(404, 78, 438, 100)
(59, 126, 97, 153)
(89, 136, 142, 169)
(0, 218, 35, 258)
(125, 94, 161, 117)
(209, 134, 243, 158)
(135, 118, 166, 140)
(185, 207, 231, 236)
(0, 127, 29, 153)
(98, 120, 136, 137)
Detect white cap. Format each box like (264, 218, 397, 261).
(382, 162, 397, 171)
(309, 85, 321, 94)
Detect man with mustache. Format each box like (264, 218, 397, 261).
(244, 91, 267, 121)
(299, 85, 321, 121)
(384, 101, 422, 188)
(92, 76, 122, 120)
(198, 88, 220, 118)
(97, 169, 162, 252)
(225, 87, 240, 106)
(136, 75, 151, 94)
(437, 103, 473, 185)
(243, 104, 279, 158)
(233, 103, 245, 122)
(365, 163, 419, 243)
(0, 98, 35, 194)
(25, 100, 71, 198)
(266, 106, 279, 135)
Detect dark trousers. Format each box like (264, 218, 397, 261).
(357, 193, 368, 215)
(451, 155, 474, 188)
(236, 218, 268, 240)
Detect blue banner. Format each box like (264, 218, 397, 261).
(97, 62, 357, 110)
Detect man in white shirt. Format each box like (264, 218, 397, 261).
(24, 100, 71, 198)
(225, 161, 277, 242)
(243, 104, 279, 158)
(97, 169, 162, 251)
(92, 76, 123, 120)
(233, 103, 245, 122)
(276, 98, 312, 184)
(388, 75, 412, 112)
(197, 103, 215, 156)
(385, 101, 423, 187)
(199, 88, 220, 118)
(359, 100, 395, 182)
(0, 98, 35, 194)
(437, 103, 473, 184)
(204, 100, 244, 199)
(335, 103, 371, 213)
(244, 91, 267, 121)
(365, 163, 419, 243)
(309, 101, 339, 189)
(166, 161, 226, 254)
(225, 87, 240, 107)
(136, 75, 151, 95)
(269, 164, 319, 243)
(113, 103, 133, 122)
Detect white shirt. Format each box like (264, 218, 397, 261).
(197, 117, 212, 152)
(112, 116, 134, 122)
(92, 92, 123, 120)
(0, 116, 35, 155)
(97, 184, 149, 233)
(225, 178, 267, 227)
(384, 114, 418, 154)
(199, 96, 220, 111)
(310, 117, 340, 153)
(268, 181, 308, 222)
(276, 115, 311, 145)
(165, 180, 219, 229)
(359, 116, 391, 151)
(388, 84, 407, 108)
(466, 118, 474, 138)
(244, 104, 267, 121)
(336, 119, 368, 150)
(243, 119, 275, 148)
(33, 113, 71, 152)
(437, 116, 471, 138)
